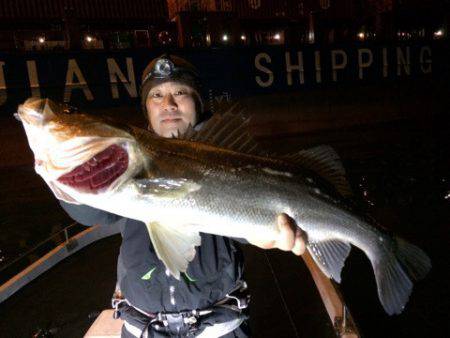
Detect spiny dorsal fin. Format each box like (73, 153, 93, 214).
(282, 145, 353, 198)
(180, 103, 264, 156)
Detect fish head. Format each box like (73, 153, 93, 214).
(16, 98, 148, 202)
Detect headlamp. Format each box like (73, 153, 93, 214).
(142, 56, 199, 85)
(153, 58, 175, 78)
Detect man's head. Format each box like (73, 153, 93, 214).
(140, 54, 203, 138)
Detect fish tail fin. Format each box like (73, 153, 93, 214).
(395, 237, 431, 281)
(146, 222, 201, 280)
(372, 237, 431, 315)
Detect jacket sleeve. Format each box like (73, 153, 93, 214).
(59, 200, 122, 226)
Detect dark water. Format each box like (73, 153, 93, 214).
(0, 88, 449, 337)
(341, 155, 449, 337)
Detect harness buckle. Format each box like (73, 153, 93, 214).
(151, 310, 200, 335)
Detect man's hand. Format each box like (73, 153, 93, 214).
(248, 213, 306, 256)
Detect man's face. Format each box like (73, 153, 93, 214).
(145, 81, 197, 138)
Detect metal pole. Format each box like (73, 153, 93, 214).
(64, 228, 69, 243)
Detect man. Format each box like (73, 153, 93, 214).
(61, 54, 304, 337)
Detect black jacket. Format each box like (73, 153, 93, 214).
(59, 201, 246, 314)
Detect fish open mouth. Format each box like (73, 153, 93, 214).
(57, 144, 128, 193)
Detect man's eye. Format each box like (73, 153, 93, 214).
(151, 93, 162, 98)
(174, 90, 186, 96)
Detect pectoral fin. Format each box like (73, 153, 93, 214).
(146, 222, 201, 279)
(135, 178, 200, 198)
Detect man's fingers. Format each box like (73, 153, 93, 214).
(276, 213, 295, 251)
(276, 213, 306, 255)
(292, 229, 306, 256)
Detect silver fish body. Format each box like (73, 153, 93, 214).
(16, 98, 431, 316)
(88, 158, 429, 316)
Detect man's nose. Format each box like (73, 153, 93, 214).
(161, 94, 177, 111)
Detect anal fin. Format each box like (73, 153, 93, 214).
(307, 239, 351, 283)
(146, 222, 201, 279)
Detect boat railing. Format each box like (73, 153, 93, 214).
(0, 222, 80, 279)
(0, 221, 120, 303)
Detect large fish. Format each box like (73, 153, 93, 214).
(16, 98, 430, 315)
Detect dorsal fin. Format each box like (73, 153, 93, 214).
(180, 103, 264, 156)
(282, 145, 353, 198)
